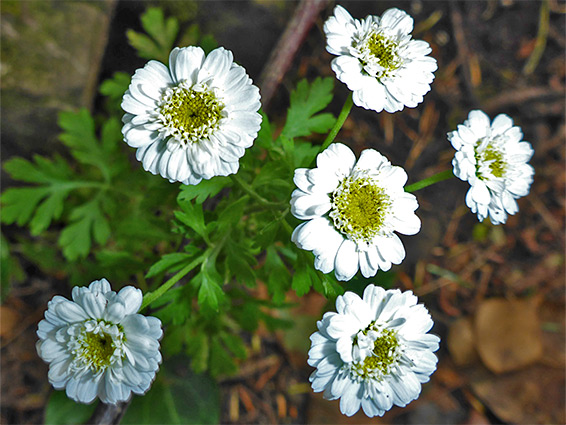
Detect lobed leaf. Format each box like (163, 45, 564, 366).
(265, 246, 291, 304)
(99, 71, 131, 100)
(175, 201, 207, 239)
(281, 77, 336, 140)
(58, 200, 110, 261)
(177, 176, 231, 204)
(209, 337, 237, 377)
(58, 109, 113, 180)
(146, 252, 196, 279)
(196, 267, 225, 312)
(127, 7, 179, 63)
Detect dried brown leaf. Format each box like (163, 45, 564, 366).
(475, 298, 543, 373)
(447, 316, 479, 366)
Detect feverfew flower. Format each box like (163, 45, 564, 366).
(448, 110, 534, 224)
(122, 46, 262, 185)
(36, 279, 162, 404)
(308, 285, 439, 417)
(290, 143, 420, 281)
(324, 5, 437, 113)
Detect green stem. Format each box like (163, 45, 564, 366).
(321, 93, 354, 151)
(523, 0, 549, 75)
(140, 256, 203, 311)
(229, 173, 281, 208)
(405, 169, 454, 193)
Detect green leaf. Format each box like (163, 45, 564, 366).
(3, 155, 72, 184)
(99, 71, 131, 100)
(1, 154, 82, 233)
(1, 187, 50, 227)
(209, 336, 237, 377)
(317, 271, 344, 298)
(29, 189, 68, 235)
(200, 34, 218, 55)
(232, 302, 259, 332)
(185, 328, 210, 373)
(0, 234, 24, 302)
(220, 332, 247, 360)
(161, 324, 186, 357)
(58, 200, 110, 260)
(127, 7, 179, 63)
(281, 77, 335, 140)
(58, 108, 112, 179)
(146, 252, 195, 279)
(153, 287, 192, 326)
(100, 117, 122, 154)
(174, 201, 207, 239)
(291, 255, 312, 297)
(264, 246, 291, 304)
(121, 357, 220, 425)
(177, 176, 231, 204)
(216, 195, 247, 233)
(195, 267, 225, 312)
(252, 161, 290, 191)
(177, 22, 200, 47)
(224, 238, 257, 287)
(293, 140, 321, 168)
(255, 111, 273, 149)
(95, 250, 144, 273)
(44, 390, 97, 425)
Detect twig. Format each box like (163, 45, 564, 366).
(483, 86, 563, 112)
(449, 2, 480, 104)
(523, 0, 550, 75)
(258, 0, 329, 111)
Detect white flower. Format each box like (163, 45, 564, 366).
(36, 278, 163, 405)
(290, 143, 421, 281)
(448, 110, 534, 224)
(308, 285, 440, 417)
(121, 46, 262, 185)
(324, 5, 437, 113)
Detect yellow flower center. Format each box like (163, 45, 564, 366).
(367, 32, 400, 72)
(78, 330, 116, 372)
(330, 177, 391, 244)
(475, 140, 507, 179)
(352, 328, 400, 380)
(159, 84, 223, 143)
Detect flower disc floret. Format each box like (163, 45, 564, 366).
(360, 31, 402, 79)
(448, 110, 534, 224)
(72, 320, 122, 373)
(351, 327, 401, 381)
(122, 46, 262, 185)
(324, 6, 437, 113)
(290, 143, 421, 281)
(330, 176, 391, 244)
(158, 82, 224, 143)
(308, 285, 440, 417)
(475, 139, 506, 179)
(36, 278, 163, 405)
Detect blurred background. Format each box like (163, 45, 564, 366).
(1, 0, 564, 424)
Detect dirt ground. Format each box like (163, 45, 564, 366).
(1, 1, 565, 424)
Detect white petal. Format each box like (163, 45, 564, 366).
(334, 239, 359, 281)
(316, 143, 356, 177)
(380, 8, 413, 36)
(169, 46, 205, 83)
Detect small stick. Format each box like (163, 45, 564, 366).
(258, 0, 329, 111)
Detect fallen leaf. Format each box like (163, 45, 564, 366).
(474, 298, 543, 373)
(0, 306, 21, 340)
(469, 364, 565, 424)
(447, 316, 479, 366)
